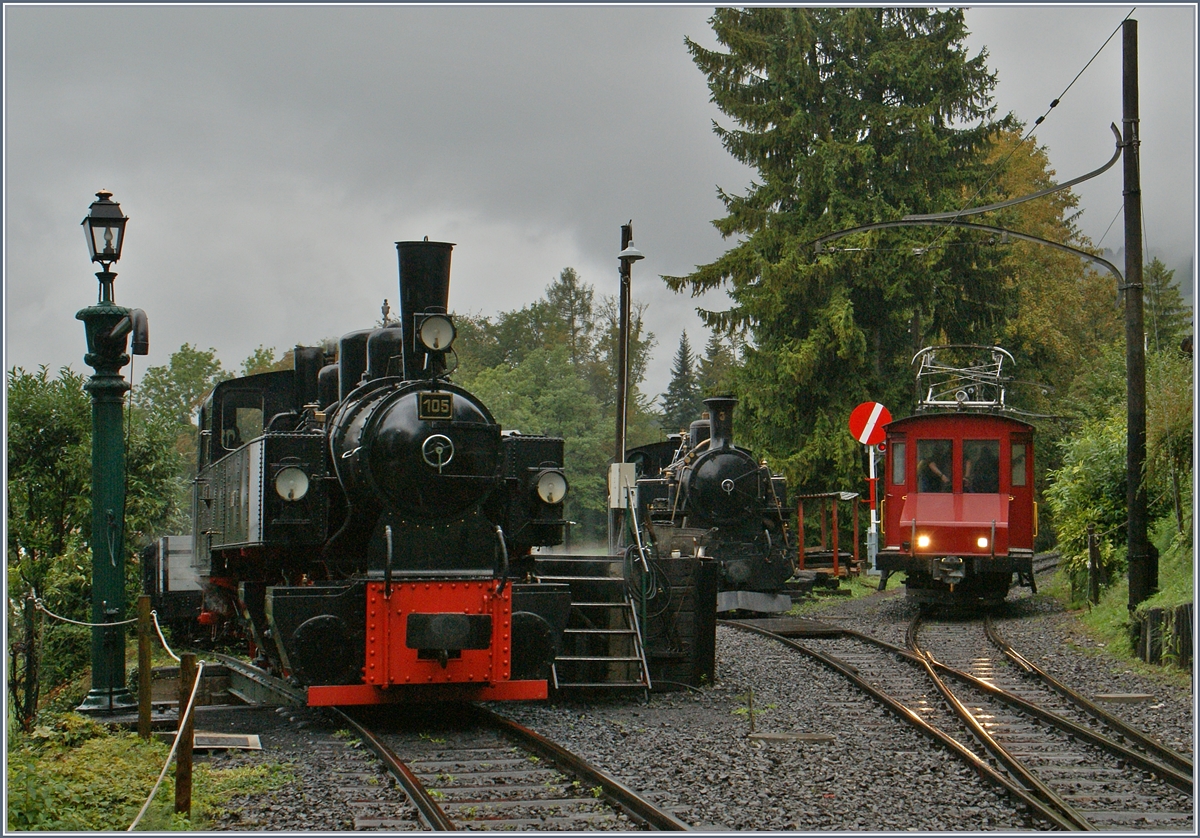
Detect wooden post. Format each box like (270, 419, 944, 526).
(1087, 524, 1100, 605)
(852, 497, 860, 569)
(819, 498, 828, 551)
(796, 499, 807, 570)
(138, 595, 152, 740)
(831, 499, 840, 577)
(175, 653, 196, 816)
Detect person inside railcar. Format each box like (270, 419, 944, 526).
(917, 439, 951, 492)
(963, 440, 1000, 493)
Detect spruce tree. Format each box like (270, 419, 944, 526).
(698, 331, 738, 397)
(661, 331, 702, 433)
(1144, 258, 1191, 353)
(668, 8, 1011, 488)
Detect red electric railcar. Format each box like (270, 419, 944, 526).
(876, 346, 1038, 606)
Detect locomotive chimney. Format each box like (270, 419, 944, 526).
(705, 396, 737, 450)
(396, 239, 454, 380)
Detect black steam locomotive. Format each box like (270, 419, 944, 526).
(625, 397, 795, 613)
(191, 240, 573, 705)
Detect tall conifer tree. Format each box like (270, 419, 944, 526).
(1143, 258, 1191, 353)
(668, 8, 1011, 488)
(661, 331, 702, 433)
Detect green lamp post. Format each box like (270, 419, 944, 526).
(76, 190, 148, 714)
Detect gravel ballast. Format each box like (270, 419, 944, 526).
(201, 584, 1193, 831)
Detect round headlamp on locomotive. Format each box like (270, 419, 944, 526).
(188, 240, 573, 705)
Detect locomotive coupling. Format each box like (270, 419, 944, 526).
(933, 556, 967, 585)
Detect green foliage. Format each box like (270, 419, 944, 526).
(1044, 414, 1128, 579)
(1045, 341, 1193, 605)
(135, 344, 227, 430)
(468, 346, 612, 537)
(241, 344, 294, 376)
(453, 267, 659, 541)
(37, 623, 92, 694)
(6, 710, 292, 831)
(697, 330, 741, 398)
(660, 331, 703, 433)
(1144, 258, 1192, 354)
(670, 8, 1014, 493)
(1145, 347, 1193, 535)
(6, 366, 92, 597)
(7, 359, 203, 702)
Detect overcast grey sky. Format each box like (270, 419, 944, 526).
(5, 4, 1195, 402)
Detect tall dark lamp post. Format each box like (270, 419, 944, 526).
(614, 226, 643, 464)
(608, 224, 643, 555)
(76, 190, 148, 713)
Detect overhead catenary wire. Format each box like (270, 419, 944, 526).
(834, 9, 1137, 258)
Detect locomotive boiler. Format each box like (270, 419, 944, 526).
(191, 240, 572, 705)
(625, 396, 795, 613)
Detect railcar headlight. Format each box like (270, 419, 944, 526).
(535, 470, 568, 504)
(274, 467, 310, 501)
(418, 315, 456, 352)
(977, 536, 989, 549)
(916, 534, 931, 549)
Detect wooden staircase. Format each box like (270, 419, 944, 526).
(533, 556, 651, 693)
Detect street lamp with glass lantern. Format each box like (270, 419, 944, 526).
(76, 190, 148, 714)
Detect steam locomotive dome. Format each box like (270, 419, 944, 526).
(682, 447, 762, 526)
(333, 382, 501, 520)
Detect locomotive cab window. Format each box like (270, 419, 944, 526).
(916, 440, 952, 493)
(890, 440, 906, 485)
(220, 391, 264, 451)
(963, 440, 1000, 493)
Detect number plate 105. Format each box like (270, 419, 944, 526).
(418, 392, 454, 421)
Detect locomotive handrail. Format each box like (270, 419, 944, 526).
(494, 525, 509, 595)
(384, 524, 394, 599)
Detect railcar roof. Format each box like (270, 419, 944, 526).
(884, 411, 1035, 434)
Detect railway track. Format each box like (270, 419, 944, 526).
(216, 656, 686, 830)
(336, 704, 688, 831)
(722, 617, 1194, 832)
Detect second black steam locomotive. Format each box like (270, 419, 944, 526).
(190, 240, 573, 705)
(625, 397, 795, 613)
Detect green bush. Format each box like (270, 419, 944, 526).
(38, 622, 92, 693)
(6, 710, 293, 831)
(1044, 413, 1128, 582)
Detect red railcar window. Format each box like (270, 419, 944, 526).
(1011, 442, 1028, 487)
(963, 440, 1000, 493)
(891, 441, 906, 484)
(916, 439, 952, 492)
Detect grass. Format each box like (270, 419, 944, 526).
(787, 572, 893, 617)
(6, 708, 293, 831)
(8, 638, 293, 832)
